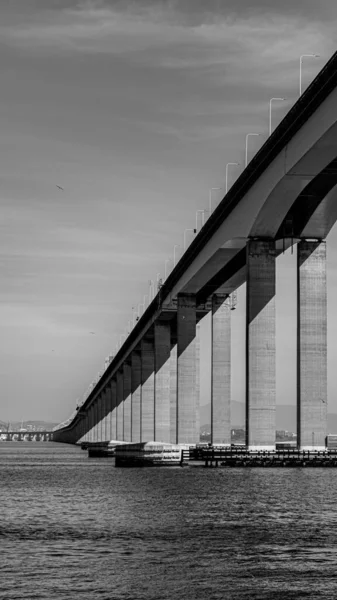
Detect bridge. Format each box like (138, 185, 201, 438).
(0, 431, 54, 442)
(53, 52, 337, 452)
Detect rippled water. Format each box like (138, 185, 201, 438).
(1, 443, 337, 599)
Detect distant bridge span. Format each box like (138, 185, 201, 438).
(1, 431, 54, 441)
(54, 52, 337, 451)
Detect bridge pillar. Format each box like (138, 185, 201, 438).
(99, 390, 105, 442)
(131, 351, 141, 442)
(116, 370, 124, 440)
(94, 398, 99, 442)
(154, 322, 171, 443)
(177, 294, 198, 444)
(104, 384, 112, 441)
(297, 240, 327, 450)
(123, 362, 132, 442)
(246, 240, 276, 450)
(170, 340, 177, 444)
(141, 338, 155, 441)
(89, 405, 94, 443)
(211, 294, 231, 445)
(110, 379, 117, 440)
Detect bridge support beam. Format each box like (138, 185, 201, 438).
(177, 294, 198, 444)
(141, 338, 155, 441)
(101, 387, 107, 441)
(110, 379, 117, 440)
(170, 340, 177, 444)
(246, 240, 276, 450)
(123, 363, 132, 442)
(93, 398, 98, 442)
(297, 240, 327, 450)
(154, 322, 171, 443)
(211, 294, 231, 445)
(104, 384, 111, 441)
(116, 370, 124, 441)
(99, 392, 105, 441)
(131, 352, 141, 442)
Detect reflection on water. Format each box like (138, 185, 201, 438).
(1, 442, 336, 599)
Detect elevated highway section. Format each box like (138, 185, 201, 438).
(54, 52, 337, 451)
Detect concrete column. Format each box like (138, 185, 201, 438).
(297, 240, 327, 450)
(91, 405, 95, 443)
(195, 321, 200, 441)
(246, 240, 276, 450)
(211, 294, 231, 445)
(84, 413, 89, 442)
(94, 400, 99, 442)
(141, 338, 155, 441)
(105, 384, 112, 441)
(169, 342, 177, 443)
(111, 380, 117, 440)
(88, 406, 93, 442)
(131, 352, 141, 442)
(100, 392, 106, 441)
(154, 322, 171, 442)
(123, 362, 132, 442)
(116, 370, 124, 441)
(177, 294, 198, 444)
(105, 388, 110, 441)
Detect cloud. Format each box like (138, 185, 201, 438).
(2, 0, 335, 63)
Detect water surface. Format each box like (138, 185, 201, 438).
(1, 442, 336, 599)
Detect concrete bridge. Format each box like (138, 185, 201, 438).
(54, 52, 337, 452)
(0, 431, 54, 441)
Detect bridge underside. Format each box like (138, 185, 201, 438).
(54, 55, 337, 452)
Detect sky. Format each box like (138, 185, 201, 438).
(0, 0, 336, 424)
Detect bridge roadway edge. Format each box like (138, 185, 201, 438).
(53, 52, 337, 445)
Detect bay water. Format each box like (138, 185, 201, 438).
(1, 442, 337, 599)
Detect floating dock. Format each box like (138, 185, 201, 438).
(115, 442, 190, 467)
(201, 446, 337, 468)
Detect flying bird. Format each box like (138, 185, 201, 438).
(56, 185, 64, 191)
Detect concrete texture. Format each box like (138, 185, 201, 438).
(141, 338, 155, 441)
(170, 342, 177, 443)
(154, 323, 171, 443)
(211, 294, 231, 445)
(94, 400, 99, 443)
(177, 294, 198, 444)
(116, 370, 124, 441)
(123, 363, 132, 442)
(131, 352, 141, 442)
(105, 384, 112, 441)
(100, 391, 105, 441)
(297, 240, 327, 449)
(103, 386, 110, 440)
(195, 321, 201, 440)
(110, 379, 117, 441)
(246, 240, 276, 450)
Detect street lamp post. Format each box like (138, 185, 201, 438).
(143, 294, 148, 309)
(149, 280, 154, 301)
(165, 258, 171, 280)
(269, 98, 286, 136)
(184, 228, 195, 251)
(173, 244, 180, 267)
(209, 187, 222, 216)
(195, 209, 205, 232)
(245, 133, 261, 167)
(299, 54, 320, 96)
(225, 162, 240, 194)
